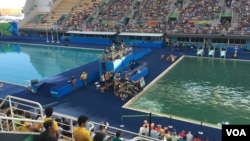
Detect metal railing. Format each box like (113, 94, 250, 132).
(0, 95, 162, 141)
(0, 95, 44, 131)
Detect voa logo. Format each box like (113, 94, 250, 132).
(226, 129, 246, 136)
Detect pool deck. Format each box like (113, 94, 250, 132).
(1, 40, 250, 141)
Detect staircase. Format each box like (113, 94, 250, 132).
(232, 12, 239, 24)
(101, 61, 107, 74)
(36, 83, 56, 97)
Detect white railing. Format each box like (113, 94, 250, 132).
(0, 95, 162, 141)
(0, 95, 44, 131)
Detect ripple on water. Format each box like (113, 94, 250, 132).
(131, 57, 250, 125)
(133, 97, 163, 113)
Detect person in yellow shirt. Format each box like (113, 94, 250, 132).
(73, 115, 92, 141)
(33, 120, 58, 141)
(34, 107, 59, 138)
(20, 112, 35, 132)
(80, 72, 88, 86)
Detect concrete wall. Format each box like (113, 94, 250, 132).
(19, 0, 52, 28)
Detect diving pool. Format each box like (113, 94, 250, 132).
(125, 56, 250, 127)
(0, 42, 103, 85)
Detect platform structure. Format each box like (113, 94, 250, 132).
(31, 46, 151, 98)
(208, 46, 215, 57)
(99, 44, 150, 81)
(196, 47, 204, 56)
(220, 47, 227, 58)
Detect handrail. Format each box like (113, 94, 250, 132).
(0, 116, 161, 141)
(52, 111, 95, 133)
(88, 121, 162, 141)
(0, 95, 44, 132)
(0, 116, 43, 132)
(0, 95, 44, 118)
(0, 116, 44, 123)
(132, 136, 155, 141)
(0, 95, 164, 141)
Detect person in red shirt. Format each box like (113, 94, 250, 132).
(193, 134, 202, 141)
(178, 130, 186, 138)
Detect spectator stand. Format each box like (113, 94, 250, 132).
(0, 95, 162, 141)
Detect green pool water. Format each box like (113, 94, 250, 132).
(131, 56, 250, 125)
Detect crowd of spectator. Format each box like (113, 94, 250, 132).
(21, 0, 250, 35)
(70, 0, 250, 34)
(1, 101, 214, 141)
(96, 68, 145, 101)
(233, 0, 250, 35)
(62, 0, 102, 30)
(168, 0, 222, 34)
(85, 0, 135, 32)
(98, 0, 133, 21)
(138, 119, 210, 141)
(63, 11, 91, 31)
(0, 103, 127, 141)
(134, 0, 170, 23)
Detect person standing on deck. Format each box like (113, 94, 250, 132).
(80, 72, 88, 86)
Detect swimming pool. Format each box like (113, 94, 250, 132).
(0, 42, 103, 85)
(126, 56, 250, 126)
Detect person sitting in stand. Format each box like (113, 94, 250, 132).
(34, 120, 58, 141)
(112, 130, 123, 141)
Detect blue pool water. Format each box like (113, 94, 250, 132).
(0, 42, 103, 85)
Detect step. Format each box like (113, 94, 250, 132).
(36, 83, 56, 97)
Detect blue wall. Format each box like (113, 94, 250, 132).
(50, 69, 99, 98)
(130, 67, 149, 81)
(124, 39, 164, 48)
(104, 54, 134, 72)
(99, 48, 151, 77)
(30, 60, 101, 98)
(70, 36, 113, 45)
(246, 39, 250, 50)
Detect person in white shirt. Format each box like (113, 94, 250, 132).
(186, 131, 193, 141)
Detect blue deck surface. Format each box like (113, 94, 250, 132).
(1, 40, 250, 141)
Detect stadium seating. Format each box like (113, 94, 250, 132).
(0, 95, 159, 141)
(18, 0, 250, 35)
